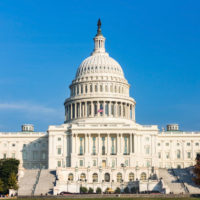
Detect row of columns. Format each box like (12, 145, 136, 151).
(71, 133, 136, 156)
(65, 101, 135, 121)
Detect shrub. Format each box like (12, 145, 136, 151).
(124, 186, 130, 193)
(96, 187, 102, 194)
(114, 187, 121, 194)
(80, 186, 88, 194)
(88, 187, 94, 194)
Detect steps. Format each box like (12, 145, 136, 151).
(34, 170, 56, 195)
(173, 168, 200, 194)
(18, 169, 39, 196)
(159, 169, 185, 194)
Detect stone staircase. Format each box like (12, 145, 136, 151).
(18, 169, 39, 196)
(159, 169, 185, 194)
(34, 170, 56, 195)
(173, 168, 200, 194)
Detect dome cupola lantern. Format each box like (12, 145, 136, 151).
(92, 19, 106, 55)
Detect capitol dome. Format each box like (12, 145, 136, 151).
(64, 19, 136, 123)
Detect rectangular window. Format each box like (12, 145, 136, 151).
(105, 103, 109, 115)
(166, 152, 170, 159)
(93, 160, 96, 166)
(3, 153, 6, 159)
(158, 152, 161, 159)
(187, 152, 191, 159)
(57, 148, 61, 155)
(80, 137, 83, 155)
(42, 152, 46, 160)
(57, 161, 61, 167)
(102, 137, 106, 155)
(58, 137, 61, 141)
(80, 160, 83, 167)
(12, 153, 15, 158)
(92, 137, 96, 155)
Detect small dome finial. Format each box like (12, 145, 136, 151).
(96, 18, 102, 36)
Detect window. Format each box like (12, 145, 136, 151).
(112, 159, 115, 168)
(93, 160, 96, 166)
(187, 152, 191, 159)
(12, 143, 15, 147)
(58, 137, 61, 141)
(166, 152, 170, 159)
(80, 173, 86, 181)
(23, 151, 27, 160)
(177, 143, 180, 146)
(81, 85, 83, 93)
(42, 152, 46, 160)
(12, 153, 15, 158)
(57, 161, 61, 167)
(140, 172, 147, 180)
(80, 160, 83, 167)
(105, 103, 109, 115)
(94, 103, 97, 115)
(77, 85, 79, 94)
(117, 173, 122, 183)
(85, 85, 87, 93)
(125, 160, 129, 166)
(157, 143, 160, 146)
(111, 103, 114, 115)
(158, 152, 161, 159)
(130, 106, 132, 119)
(196, 143, 199, 146)
(100, 85, 103, 92)
(3, 153, 6, 159)
(92, 137, 96, 155)
(102, 137, 106, 155)
(90, 85, 93, 92)
(93, 173, 98, 182)
(124, 136, 128, 154)
(80, 137, 83, 155)
(95, 85, 98, 92)
(105, 173, 110, 182)
(57, 148, 61, 155)
(23, 144, 26, 148)
(129, 173, 134, 181)
(111, 137, 115, 155)
(68, 173, 74, 181)
(177, 150, 181, 159)
(187, 142, 190, 146)
(165, 143, 169, 146)
(145, 146, 150, 155)
(102, 160, 106, 168)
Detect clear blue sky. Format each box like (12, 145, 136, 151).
(0, 0, 199, 132)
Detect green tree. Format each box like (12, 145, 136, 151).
(193, 154, 200, 185)
(96, 187, 102, 194)
(124, 186, 130, 193)
(114, 187, 121, 194)
(0, 179, 4, 193)
(80, 186, 88, 194)
(88, 187, 94, 194)
(8, 172, 18, 190)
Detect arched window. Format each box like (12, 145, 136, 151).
(80, 173, 86, 181)
(117, 173, 122, 183)
(90, 85, 93, 92)
(105, 173, 110, 182)
(85, 85, 87, 93)
(68, 173, 74, 181)
(129, 173, 134, 181)
(93, 173, 98, 182)
(140, 172, 146, 180)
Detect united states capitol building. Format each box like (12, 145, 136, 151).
(1, 20, 200, 195)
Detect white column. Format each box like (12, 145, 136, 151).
(130, 133, 133, 154)
(91, 101, 94, 117)
(97, 101, 100, 117)
(103, 101, 105, 117)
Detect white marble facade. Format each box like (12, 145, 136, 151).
(0, 20, 200, 193)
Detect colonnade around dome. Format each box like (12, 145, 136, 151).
(64, 100, 135, 122)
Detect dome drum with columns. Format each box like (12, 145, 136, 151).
(64, 20, 136, 123)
